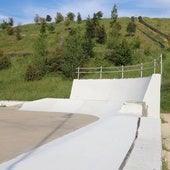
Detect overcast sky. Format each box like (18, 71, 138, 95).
(0, 0, 170, 25)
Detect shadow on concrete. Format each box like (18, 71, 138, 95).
(7, 113, 73, 170)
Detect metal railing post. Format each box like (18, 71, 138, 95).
(121, 65, 124, 78)
(100, 66, 103, 79)
(77, 67, 80, 79)
(160, 54, 162, 75)
(140, 63, 143, 78)
(154, 59, 156, 74)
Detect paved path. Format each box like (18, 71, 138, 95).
(0, 105, 97, 163)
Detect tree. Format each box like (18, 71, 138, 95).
(8, 17, 14, 26)
(95, 11, 103, 19)
(6, 25, 14, 35)
(67, 12, 75, 21)
(127, 21, 136, 36)
(107, 22, 121, 49)
(46, 15, 52, 22)
(0, 50, 11, 70)
(47, 23, 55, 33)
(40, 19, 46, 34)
(77, 12, 82, 24)
(55, 12, 64, 23)
(96, 24, 107, 44)
(34, 14, 40, 24)
(85, 16, 96, 39)
(15, 25, 22, 40)
(61, 29, 92, 78)
(0, 20, 8, 30)
(110, 4, 118, 27)
(114, 39, 132, 66)
(46, 45, 63, 72)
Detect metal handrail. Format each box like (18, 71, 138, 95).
(76, 54, 162, 79)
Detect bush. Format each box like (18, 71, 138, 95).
(25, 64, 43, 81)
(6, 25, 14, 35)
(0, 51, 11, 70)
(46, 46, 63, 72)
(114, 39, 132, 66)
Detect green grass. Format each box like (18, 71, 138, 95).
(0, 56, 72, 100)
(0, 17, 170, 112)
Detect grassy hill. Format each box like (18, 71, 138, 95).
(0, 17, 170, 112)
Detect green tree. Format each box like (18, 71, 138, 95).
(40, 19, 46, 34)
(107, 22, 121, 49)
(114, 39, 132, 66)
(15, 25, 22, 40)
(46, 15, 52, 22)
(77, 12, 82, 24)
(8, 17, 14, 26)
(0, 50, 11, 70)
(0, 20, 8, 30)
(95, 11, 103, 19)
(85, 16, 96, 39)
(110, 4, 118, 27)
(47, 23, 55, 33)
(46, 45, 63, 72)
(67, 12, 75, 21)
(55, 12, 64, 23)
(127, 21, 136, 36)
(61, 29, 92, 78)
(6, 25, 14, 35)
(64, 17, 71, 26)
(96, 24, 107, 44)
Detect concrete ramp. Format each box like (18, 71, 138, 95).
(70, 77, 150, 101)
(0, 115, 139, 170)
(20, 76, 151, 118)
(1, 74, 162, 170)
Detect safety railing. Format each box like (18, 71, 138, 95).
(76, 54, 162, 79)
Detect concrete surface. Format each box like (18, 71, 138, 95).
(0, 74, 162, 170)
(124, 117, 162, 170)
(20, 77, 151, 118)
(0, 106, 97, 163)
(0, 115, 139, 170)
(143, 74, 161, 118)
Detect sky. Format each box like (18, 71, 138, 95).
(0, 0, 170, 25)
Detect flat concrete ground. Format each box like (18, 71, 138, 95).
(0, 105, 98, 163)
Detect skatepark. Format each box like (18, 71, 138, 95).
(0, 71, 162, 170)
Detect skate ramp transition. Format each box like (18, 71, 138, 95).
(0, 74, 161, 170)
(19, 74, 158, 118)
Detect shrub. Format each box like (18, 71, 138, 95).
(0, 51, 11, 70)
(46, 46, 63, 72)
(25, 64, 43, 81)
(114, 39, 132, 66)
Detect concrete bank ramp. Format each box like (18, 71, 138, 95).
(20, 76, 151, 118)
(0, 74, 162, 170)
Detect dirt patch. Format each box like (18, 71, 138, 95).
(0, 105, 98, 163)
(161, 113, 170, 169)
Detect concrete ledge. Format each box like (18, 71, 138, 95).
(124, 117, 162, 170)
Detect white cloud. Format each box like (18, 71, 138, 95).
(0, 14, 8, 21)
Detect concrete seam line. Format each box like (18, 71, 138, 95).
(118, 117, 141, 170)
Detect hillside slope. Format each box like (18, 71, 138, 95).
(0, 17, 170, 112)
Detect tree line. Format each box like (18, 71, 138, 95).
(0, 4, 138, 80)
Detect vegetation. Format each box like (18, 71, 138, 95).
(0, 9, 170, 112)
